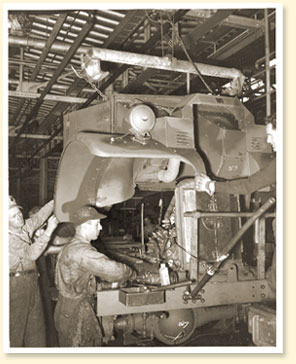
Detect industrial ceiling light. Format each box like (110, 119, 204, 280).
(80, 49, 109, 83)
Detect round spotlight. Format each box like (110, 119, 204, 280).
(129, 104, 156, 134)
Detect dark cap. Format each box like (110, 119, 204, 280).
(70, 205, 106, 226)
(9, 195, 22, 210)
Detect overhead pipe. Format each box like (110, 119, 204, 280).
(9, 35, 245, 84)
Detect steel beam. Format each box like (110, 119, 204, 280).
(14, 154, 60, 159)
(9, 132, 63, 140)
(184, 9, 234, 49)
(222, 14, 265, 30)
(9, 90, 87, 104)
(103, 10, 145, 48)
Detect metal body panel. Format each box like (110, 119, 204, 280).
(151, 117, 195, 149)
(55, 132, 204, 220)
(96, 279, 270, 316)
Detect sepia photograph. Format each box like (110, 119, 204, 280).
(3, 3, 283, 353)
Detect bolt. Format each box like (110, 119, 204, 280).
(200, 298, 205, 303)
(200, 289, 205, 294)
(261, 285, 265, 289)
(261, 293, 266, 298)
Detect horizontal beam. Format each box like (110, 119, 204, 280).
(9, 79, 94, 93)
(9, 167, 57, 172)
(222, 15, 265, 29)
(9, 132, 63, 140)
(9, 90, 88, 104)
(14, 154, 60, 159)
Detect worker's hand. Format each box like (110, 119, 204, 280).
(130, 270, 138, 281)
(44, 245, 63, 256)
(45, 215, 59, 236)
(195, 173, 215, 196)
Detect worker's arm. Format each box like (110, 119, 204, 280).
(24, 200, 54, 236)
(76, 246, 136, 283)
(9, 232, 51, 261)
(196, 158, 276, 195)
(215, 157, 276, 194)
(9, 215, 59, 261)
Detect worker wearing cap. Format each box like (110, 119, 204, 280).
(9, 196, 58, 347)
(54, 205, 136, 347)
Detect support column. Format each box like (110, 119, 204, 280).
(264, 8, 271, 116)
(39, 157, 48, 205)
(16, 177, 21, 203)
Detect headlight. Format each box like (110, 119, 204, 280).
(128, 104, 156, 134)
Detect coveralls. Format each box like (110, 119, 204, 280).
(54, 235, 135, 347)
(9, 200, 54, 347)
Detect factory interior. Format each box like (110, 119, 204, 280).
(6, 6, 280, 350)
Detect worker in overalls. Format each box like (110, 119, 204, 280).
(9, 196, 58, 347)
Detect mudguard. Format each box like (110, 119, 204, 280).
(54, 132, 205, 222)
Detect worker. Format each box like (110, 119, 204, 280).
(54, 205, 137, 347)
(195, 116, 277, 196)
(9, 196, 58, 347)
